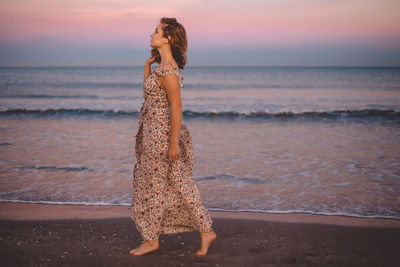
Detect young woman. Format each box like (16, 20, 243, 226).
(129, 17, 217, 257)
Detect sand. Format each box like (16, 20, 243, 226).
(0, 202, 399, 266)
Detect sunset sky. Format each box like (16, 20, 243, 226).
(0, 0, 399, 66)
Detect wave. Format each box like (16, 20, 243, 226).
(0, 108, 399, 120)
(0, 94, 141, 100)
(0, 108, 139, 117)
(13, 165, 96, 172)
(1, 81, 141, 89)
(2, 83, 399, 92)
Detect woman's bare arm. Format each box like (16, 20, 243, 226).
(143, 55, 155, 82)
(159, 72, 182, 147)
(143, 63, 152, 83)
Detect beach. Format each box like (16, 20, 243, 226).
(1, 202, 399, 266)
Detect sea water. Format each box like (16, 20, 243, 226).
(0, 66, 399, 219)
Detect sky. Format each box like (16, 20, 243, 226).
(0, 0, 399, 67)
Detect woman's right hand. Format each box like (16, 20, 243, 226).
(145, 55, 156, 66)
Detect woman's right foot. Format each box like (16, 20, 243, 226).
(130, 239, 159, 256)
(195, 230, 217, 256)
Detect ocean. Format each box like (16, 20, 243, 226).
(0, 66, 399, 219)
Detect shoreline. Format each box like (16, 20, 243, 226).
(1, 201, 399, 228)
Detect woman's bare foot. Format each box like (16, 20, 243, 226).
(129, 239, 159, 256)
(195, 229, 217, 256)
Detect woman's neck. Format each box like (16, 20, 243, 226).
(158, 46, 175, 65)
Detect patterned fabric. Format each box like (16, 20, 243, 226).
(128, 63, 213, 241)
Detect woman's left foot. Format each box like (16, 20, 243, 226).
(195, 230, 217, 256)
(130, 239, 159, 256)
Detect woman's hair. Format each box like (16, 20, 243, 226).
(151, 17, 187, 69)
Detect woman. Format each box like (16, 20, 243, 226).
(128, 17, 217, 257)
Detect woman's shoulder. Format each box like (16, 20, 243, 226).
(154, 62, 184, 88)
(155, 62, 181, 76)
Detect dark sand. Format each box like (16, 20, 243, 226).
(0, 203, 399, 266)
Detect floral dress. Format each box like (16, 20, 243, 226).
(128, 63, 213, 241)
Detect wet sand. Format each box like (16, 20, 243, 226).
(0, 202, 399, 266)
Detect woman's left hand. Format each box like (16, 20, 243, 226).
(168, 142, 180, 162)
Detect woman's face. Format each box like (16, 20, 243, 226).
(150, 23, 167, 48)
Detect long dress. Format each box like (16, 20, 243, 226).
(128, 63, 213, 241)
